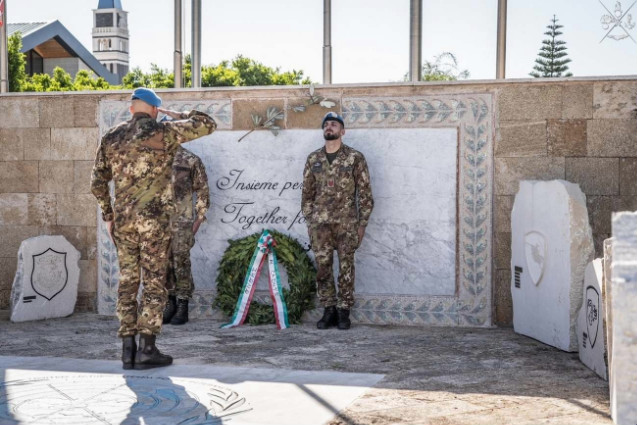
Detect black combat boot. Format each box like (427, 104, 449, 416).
(170, 298, 189, 325)
(316, 306, 338, 329)
(122, 335, 136, 370)
(134, 334, 173, 370)
(162, 295, 177, 324)
(337, 308, 351, 330)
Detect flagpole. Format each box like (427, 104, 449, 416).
(0, 0, 8, 93)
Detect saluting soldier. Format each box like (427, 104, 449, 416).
(162, 146, 210, 326)
(301, 112, 374, 330)
(91, 88, 216, 369)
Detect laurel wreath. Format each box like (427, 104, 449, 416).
(213, 230, 316, 325)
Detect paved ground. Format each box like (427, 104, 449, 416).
(0, 313, 611, 425)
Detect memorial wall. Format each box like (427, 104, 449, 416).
(1, 78, 635, 326)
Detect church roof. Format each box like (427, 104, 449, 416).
(97, 0, 123, 9)
(7, 21, 119, 85)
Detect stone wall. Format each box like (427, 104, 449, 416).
(0, 78, 635, 325)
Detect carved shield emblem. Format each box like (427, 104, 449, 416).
(31, 248, 68, 301)
(586, 286, 600, 349)
(524, 231, 546, 286)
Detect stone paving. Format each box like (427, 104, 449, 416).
(0, 313, 612, 425)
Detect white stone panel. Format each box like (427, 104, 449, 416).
(10, 235, 81, 322)
(511, 180, 594, 352)
(185, 128, 458, 297)
(610, 211, 637, 425)
(577, 259, 608, 380)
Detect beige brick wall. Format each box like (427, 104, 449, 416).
(0, 79, 635, 325)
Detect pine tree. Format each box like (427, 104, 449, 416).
(530, 15, 573, 78)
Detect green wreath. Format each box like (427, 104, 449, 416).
(213, 230, 316, 325)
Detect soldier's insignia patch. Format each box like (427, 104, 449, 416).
(312, 162, 323, 172)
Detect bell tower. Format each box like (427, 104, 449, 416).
(92, 0, 129, 83)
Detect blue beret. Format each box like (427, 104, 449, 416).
(131, 88, 162, 107)
(321, 112, 344, 128)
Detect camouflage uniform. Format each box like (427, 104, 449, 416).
(91, 111, 216, 338)
(301, 144, 374, 309)
(166, 147, 210, 300)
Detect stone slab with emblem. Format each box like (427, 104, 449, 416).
(576, 259, 608, 380)
(511, 180, 594, 352)
(10, 235, 81, 322)
(609, 211, 637, 425)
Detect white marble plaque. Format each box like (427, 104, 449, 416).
(577, 259, 608, 380)
(10, 235, 81, 322)
(511, 180, 594, 352)
(610, 211, 637, 425)
(185, 128, 458, 297)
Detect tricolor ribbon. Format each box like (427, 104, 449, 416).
(221, 230, 289, 330)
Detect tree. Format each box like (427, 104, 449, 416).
(8, 33, 27, 92)
(403, 52, 470, 82)
(530, 15, 573, 78)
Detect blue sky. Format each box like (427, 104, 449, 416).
(8, 0, 637, 83)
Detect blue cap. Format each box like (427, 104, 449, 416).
(321, 112, 344, 128)
(131, 88, 162, 107)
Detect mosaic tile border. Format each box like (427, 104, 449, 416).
(97, 94, 494, 326)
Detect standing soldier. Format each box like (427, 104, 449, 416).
(162, 146, 210, 325)
(301, 112, 374, 330)
(91, 88, 216, 369)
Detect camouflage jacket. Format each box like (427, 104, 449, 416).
(301, 144, 374, 227)
(171, 146, 210, 226)
(91, 110, 216, 223)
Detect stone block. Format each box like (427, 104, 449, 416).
(79, 259, 97, 293)
(39, 160, 74, 193)
(619, 158, 637, 196)
(610, 211, 637, 424)
(0, 98, 40, 128)
(587, 119, 637, 157)
(56, 195, 97, 227)
(286, 99, 341, 129)
(494, 157, 565, 195)
(73, 97, 99, 128)
(0, 226, 41, 257)
(51, 128, 100, 160)
(0, 161, 39, 193)
(494, 232, 511, 270)
(494, 195, 514, 233)
(587, 196, 636, 235)
(0, 257, 17, 292)
(0, 289, 10, 309)
(10, 235, 80, 322)
(593, 81, 637, 119)
(576, 259, 608, 380)
(86, 227, 98, 260)
(511, 180, 594, 352)
(22, 128, 52, 160)
(27, 194, 57, 226)
(74, 292, 96, 313)
(232, 99, 286, 131)
(562, 84, 593, 119)
(73, 161, 94, 194)
(42, 226, 88, 260)
(0, 193, 28, 225)
(494, 268, 513, 326)
(495, 121, 546, 157)
(547, 119, 587, 157)
(593, 232, 610, 258)
(565, 157, 619, 195)
(498, 84, 562, 121)
(0, 129, 24, 160)
(39, 97, 75, 128)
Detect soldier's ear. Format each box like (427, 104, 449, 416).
(129, 105, 134, 115)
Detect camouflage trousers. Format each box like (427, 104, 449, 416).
(167, 223, 195, 300)
(309, 222, 359, 309)
(113, 216, 171, 338)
